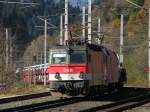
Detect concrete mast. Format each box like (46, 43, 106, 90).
(148, 9, 150, 87)
(88, 0, 92, 43)
(5, 28, 8, 71)
(120, 14, 124, 65)
(44, 19, 47, 86)
(98, 17, 101, 44)
(82, 6, 86, 39)
(64, 0, 68, 45)
(60, 14, 63, 45)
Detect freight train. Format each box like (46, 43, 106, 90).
(47, 40, 127, 95)
(16, 64, 49, 84)
(17, 39, 127, 96)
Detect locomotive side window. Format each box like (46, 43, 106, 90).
(70, 52, 86, 64)
(51, 53, 67, 64)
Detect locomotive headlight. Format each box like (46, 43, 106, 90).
(55, 72, 61, 80)
(79, 72, 85, 79)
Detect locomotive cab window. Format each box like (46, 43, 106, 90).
(51, 53, 67, 64)
(69, 51, 86, 64)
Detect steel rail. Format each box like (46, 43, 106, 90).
(0, 92, 51, 104)
(0, 97, 85, 112)
(80, 92, 150, 112)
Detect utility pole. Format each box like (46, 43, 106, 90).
(36, 16, 55, 86)
(64, 0, 68, 44)
(82, 6, 86, 39)
(120, 14, 124, 65)
(88, 0, 92, 43)
(44, 19, 47, 86)
(35, 16, 57, 86)
(148, 9, 150, 87)
(5, 28, 8, 71)
(9, 33, 12, 67)
(41, 53, 43, 64)
(98, 17, 101, 44)
(60, 14, 63, 45)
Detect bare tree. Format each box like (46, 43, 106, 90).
(0, 27, 17, 92)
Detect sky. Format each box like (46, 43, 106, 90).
(69, 0, 86, 7)
(54, 0, 88, 7)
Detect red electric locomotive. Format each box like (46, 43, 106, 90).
(47, 40, 127, 96)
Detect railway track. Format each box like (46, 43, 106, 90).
(80, 92, 150, 112)
(0, 92, 51, 104)
(0, 87, 149, 112)
(0, 97, 85, 112)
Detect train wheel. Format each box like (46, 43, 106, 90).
(81, 88, 90, 96)
(117, 82, 124, 90)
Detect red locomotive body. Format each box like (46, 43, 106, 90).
(47, 43, 127, 95)
(48, 64, 88, 80)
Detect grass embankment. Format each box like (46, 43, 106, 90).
(0, 82, 48, 97)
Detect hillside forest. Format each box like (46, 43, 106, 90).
(0, 0, 149, 91)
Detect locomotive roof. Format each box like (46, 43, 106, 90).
(51, 45, 87, 51)
(50, 44, 117, 57)
(51, 43, 106, 51)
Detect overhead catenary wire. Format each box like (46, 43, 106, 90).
(0, 1, 39, 5)
(1, 0, 148, 82)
